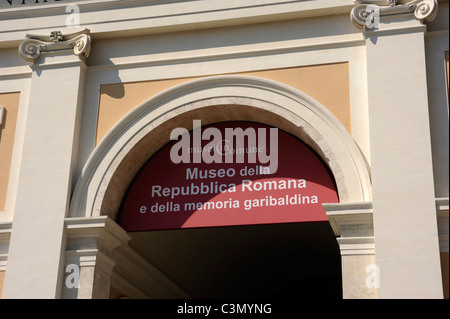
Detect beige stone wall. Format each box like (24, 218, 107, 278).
(341, 255, 378, 299)
(0, 92, 20, 211)
(96, 63, 351, 146)
(0, 0, 445, 300)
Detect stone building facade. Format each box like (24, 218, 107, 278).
(0, 0, 448, 299)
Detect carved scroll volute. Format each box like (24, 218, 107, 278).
(351, 4, 381, 29)
(18, 39, 46, 62)
(18, 29, 91, 62)
(350, 0, 438, 30)
(69, 34, 91, 59)
(412, 0, 438, 24)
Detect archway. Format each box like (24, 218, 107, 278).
(70, 75, 371, 220)
(116, 120, 342, 298)
(127, 221, 342, 299)
(68, 75, 372, 298)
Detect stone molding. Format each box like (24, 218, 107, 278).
(0, 221, 12, 271)
(351, 0, 438, 29)
(18, 29, 91, 62)
(323, 202, 374, 255)
(1, 0, 354, 45)
(68, 75, 372, 220)
(63, 216, 189, 298)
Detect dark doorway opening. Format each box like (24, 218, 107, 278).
(128, 221, 342, 299)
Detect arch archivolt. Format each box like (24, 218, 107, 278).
(69, 75, 372, 220)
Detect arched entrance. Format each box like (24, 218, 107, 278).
(127, 220, 342, 299)
(116, 120, 342, 298)
(66, 75, 373, 299)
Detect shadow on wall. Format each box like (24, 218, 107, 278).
(100, 62, 125, 99)
(0, 106, 6, 142)
(87, 16, 356, 65)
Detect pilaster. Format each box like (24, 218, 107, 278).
(0, 222, 12, 273)
(63, 216, 129, 299)
(2, 30, 91, 298)
(324, 202, 377, 299)
(350, 0, 443, 298)
(63, 216, 190, 299)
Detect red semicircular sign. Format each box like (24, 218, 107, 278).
(119, 121, 338, 231)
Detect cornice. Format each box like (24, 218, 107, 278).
(0, 221, 12, 271)
(323, 202, 373, 237)
(0, 0, 354, 49)
(323, 202, 375, 255)
(350, 0, 439, 29)
(0, 221, 12, 243)
(18, 28, 91, 62)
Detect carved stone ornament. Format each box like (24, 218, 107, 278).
(351, 0, 438, 29)
(18, 29, 91, 62)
